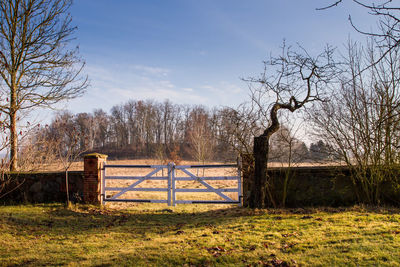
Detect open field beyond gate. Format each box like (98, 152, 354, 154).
(1, 204, 400, 266)
(102, 161, 241, 206)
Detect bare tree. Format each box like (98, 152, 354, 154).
(75, 113, 96, 150)
(187, 107, 214, 174)
(309, 140, 336, 162)
(216, 104, 264, 158)
(0, 0, 88, 171)
(46, 112, 87, 205)
(319, 1, 400, 65)
(0, 114, 15, 199)
(269, 115, 309, 166)
(18, 124, 57, 171)
(268, 113, 309, 207)
(310, 38, 400, 204)
(93, 109, 109, 148)
(246, 43, 336, 208)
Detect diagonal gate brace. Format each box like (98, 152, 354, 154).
(179, 168, 234, 202)
(110, 167, 162, 200)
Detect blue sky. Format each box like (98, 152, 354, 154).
(46, 0, 374, 117)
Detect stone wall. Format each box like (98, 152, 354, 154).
(242, 163, 400, 207)
(0, 171, 84, 203)
(266, 166, 356, 207)
(0, 153, 106, 205)
(2, 155, 400, 206)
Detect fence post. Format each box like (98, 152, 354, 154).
(83, 153, 108, 205)
(172, 162, 176, 206)
(102, 158, 107, 206)
(167, 162, 172, 206)
(237, 155, 243, 207)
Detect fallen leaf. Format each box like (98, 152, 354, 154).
(282, 232, 298, 238)
(269, 258, 292, 266)
(281, 243, 296, 251)
(217, 246, 226, 252)
(271, 259, 283, 265)
(205, 246, 226, 253)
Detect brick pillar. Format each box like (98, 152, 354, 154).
(83, 153, 108, 204)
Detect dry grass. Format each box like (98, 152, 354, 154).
(35, 158, 342, 172)
(1, 204, 400, 266)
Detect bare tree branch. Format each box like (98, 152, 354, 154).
(0, 0, 88, 170)
(316, 0, 343, 11)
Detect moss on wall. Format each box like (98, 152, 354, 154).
(0, 171, 84, 204)
(243, 164, 400, 207)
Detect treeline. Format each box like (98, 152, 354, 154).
(24, 99, 330, 163)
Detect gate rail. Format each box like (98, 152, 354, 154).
(173, 164, 242, 205)
(102, 161, 242, 206)
(102, 164, 173, 205)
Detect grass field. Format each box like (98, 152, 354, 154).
(41, 158, 340, 172)
(1, 204, 400, 266)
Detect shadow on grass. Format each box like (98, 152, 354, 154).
(2, 204, 257, 237)
(2, 203, 400, 266)
(2, 203, 400, 238)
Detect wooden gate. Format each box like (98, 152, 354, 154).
(173, 164, 242, 205)
(102, 164, 173, 205)
(102, 161, 242, 206)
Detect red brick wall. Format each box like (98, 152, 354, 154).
(83, 153, 107, 204)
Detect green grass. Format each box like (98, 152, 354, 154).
(1, 204, 400, 266)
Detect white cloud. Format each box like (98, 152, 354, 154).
(196, 81, 246, 107)
(182, 87, 194, 92)
(132, 65, 170, 76)
(57, 64, 248, 115)
(199, 50, 208, 56)
(75, 64, 210, 110)
(201, 81, 244, 95)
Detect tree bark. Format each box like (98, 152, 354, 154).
(9, 81, 18, 171)
(66, 169, 70, 204)
(9, 111, 17, 171)
(251, 135, 269, 208)
(250, 103, 282, 208)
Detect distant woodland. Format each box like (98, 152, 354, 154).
(21, 99, 330, 164)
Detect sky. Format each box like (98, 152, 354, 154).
(40, 0, 376, 120)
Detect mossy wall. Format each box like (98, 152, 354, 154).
(0, 171, 84, 204)
(242, 163, 400, 207)
(267, 167, 356, 207)
(2, 165, 400, 207)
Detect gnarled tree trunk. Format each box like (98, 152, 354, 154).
(251, 135, 269, 208)
(249, 104, 281, 208)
